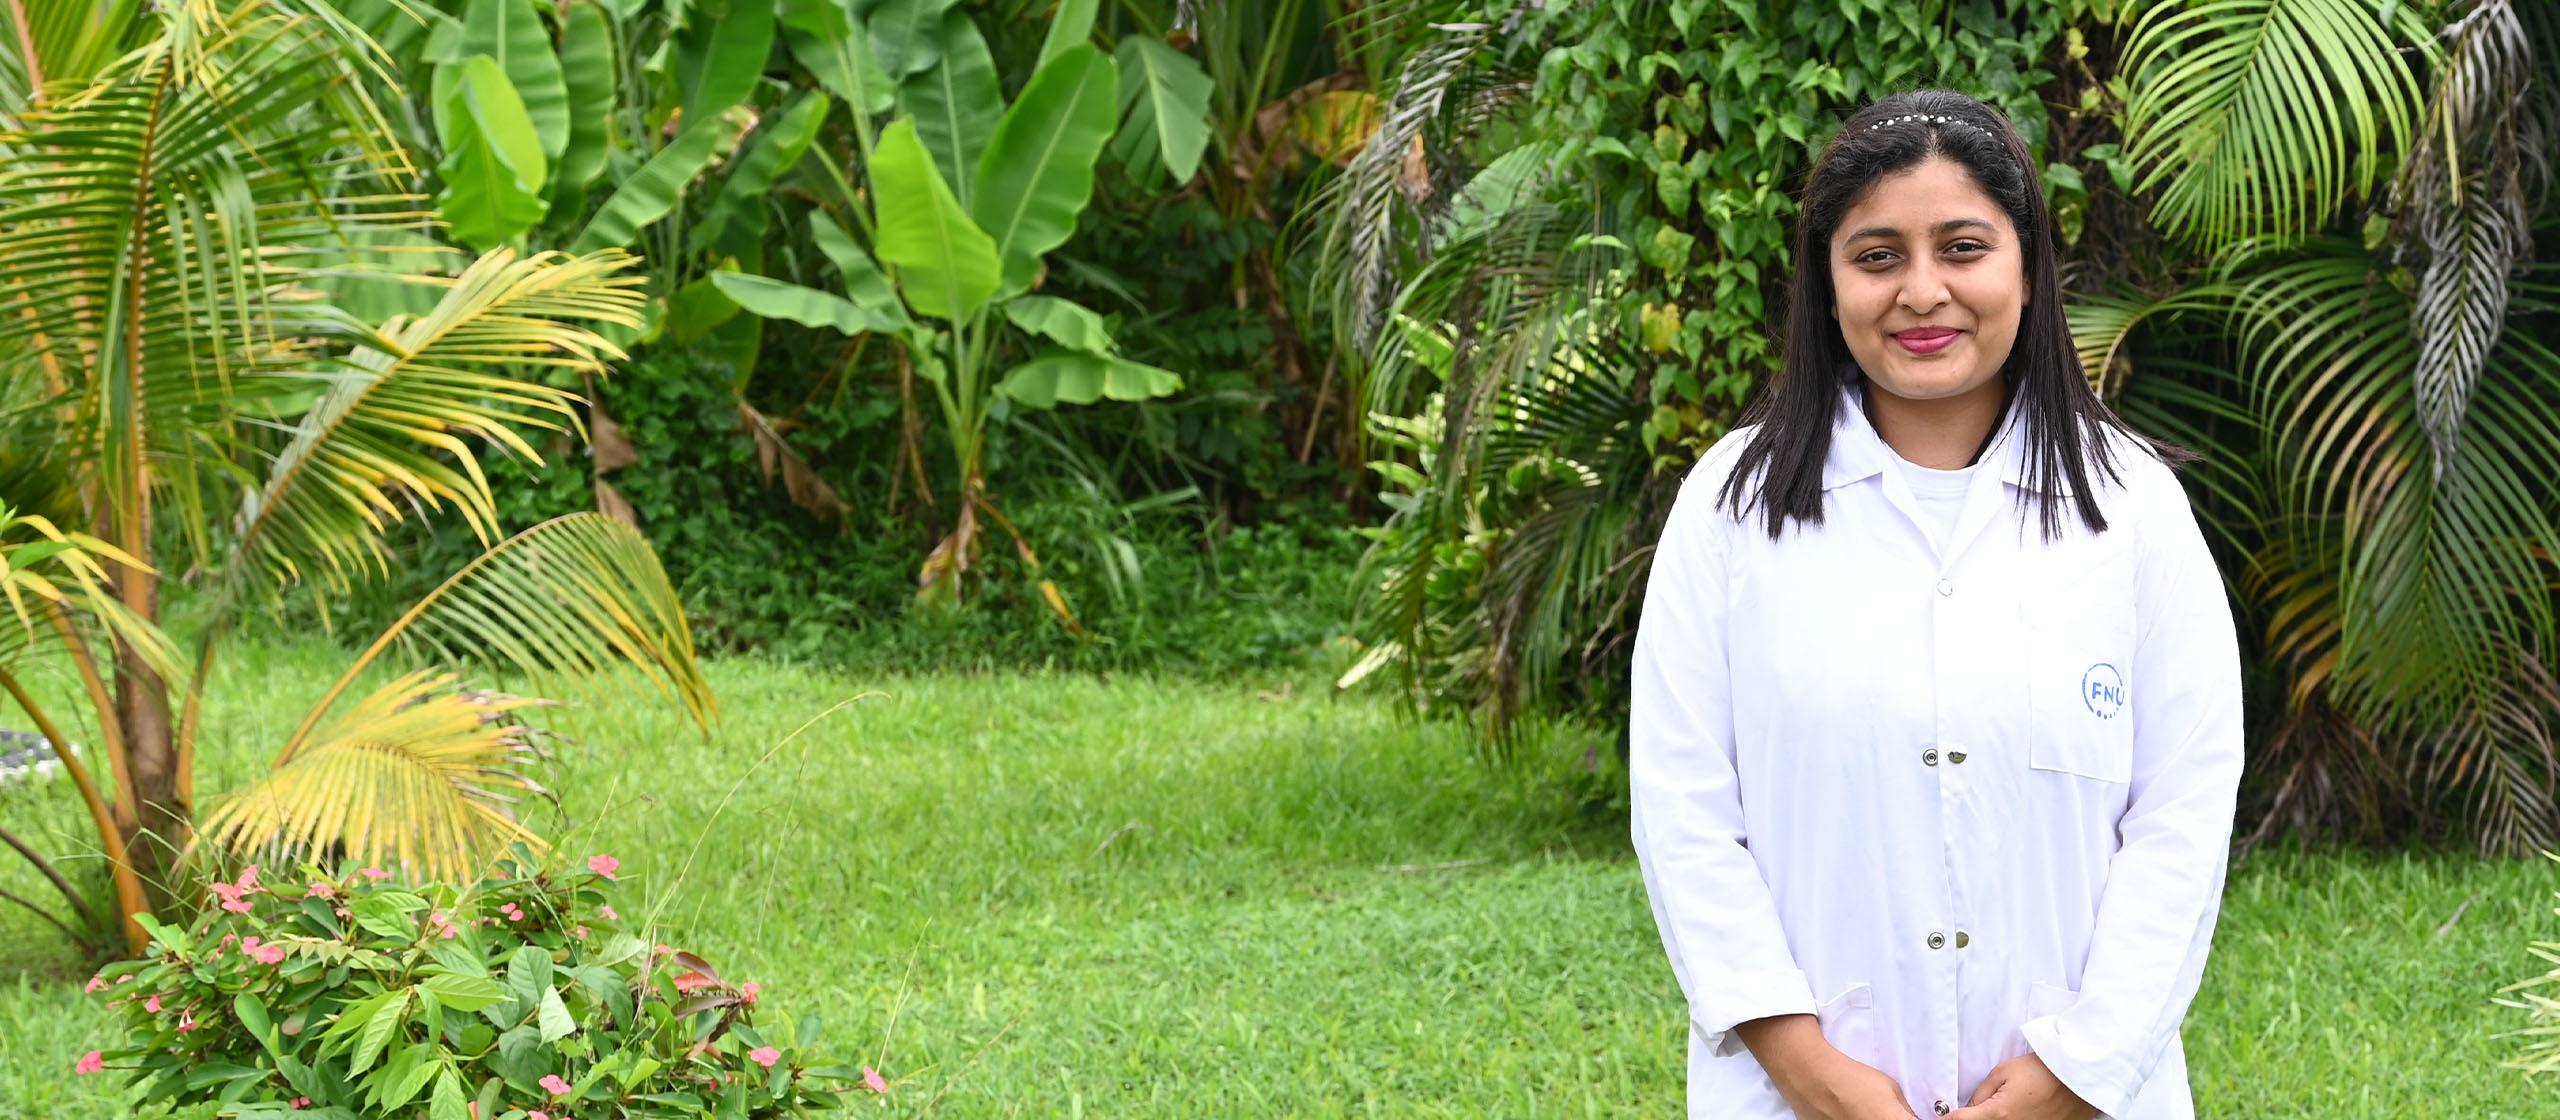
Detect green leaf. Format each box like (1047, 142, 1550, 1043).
(491, 1025, 551, 1089)
(374, 1043, 442, 1111)
(429, 1069, 469, 1120)
(995, 349, 1182, 409)
(505, 945, 553, 1017)
(675, 0, 776, 127)
(421, 972, 510, 1013)
(538, 987, 578, 1042)
(1003, 295, 1113, 352)
(571, 122, 723, 252)
(697, 91, 832, 254)
(1036, 0, 1097, 68)
(461, 0, 570, 160)
(969, 44, 1117, 293)
(665, 270, 743, 344)
(350, 991, 410, 1076)
(779, 0, 895, 114)
(715, 272, 903, 335)
(1111, 35, 1212, 183)
(435, 54, 551, 250)
(869, 117, 999, 320)
(866, 0, 955, 76)
(809, 212, 903, 315)
(896, 8, 1001, 209)
(554, 0, 618, 191)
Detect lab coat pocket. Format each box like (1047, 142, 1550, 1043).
(1815, 980, 1881, 1064)
(2023, 559, 2137, 783)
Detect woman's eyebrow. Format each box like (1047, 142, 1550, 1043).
(1842, 217, 1999, 242)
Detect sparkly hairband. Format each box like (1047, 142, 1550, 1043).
(1864, 113, 1996, 142)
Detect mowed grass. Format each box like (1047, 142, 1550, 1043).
(0, 640, 2547, 1117)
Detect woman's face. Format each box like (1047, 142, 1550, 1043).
(1828, 156, 2026, 406)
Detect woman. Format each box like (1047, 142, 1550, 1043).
(1628, 89, 2243, 1120)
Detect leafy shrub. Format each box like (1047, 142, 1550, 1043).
(76, 849, 882, 1118)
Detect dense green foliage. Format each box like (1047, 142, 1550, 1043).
(0, 648, 2547, 1116)
(84, 851, 862, 1118)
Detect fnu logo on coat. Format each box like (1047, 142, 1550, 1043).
(2082, 663, 2127, 718)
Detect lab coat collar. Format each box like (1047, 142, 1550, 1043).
(1817, 382, 2046, 495)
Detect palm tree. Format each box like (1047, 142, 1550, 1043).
(0, 0, 711, 952)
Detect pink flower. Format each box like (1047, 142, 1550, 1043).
(572, 925, 589, 941)
(251, 943, 286, 965)
(237, 865, 260, 890)
(359, 867, 389, 881)
(540, 1074, 572, 1097)
(747, 1046, 780, 1068)
(143, 994, 162, 1014)
(306, 881, 336, 899)
(529, 1113, 550, 1120)
(74, 1051, 103, 1075)
(653, 944, 673, 957)
(863, 1066, 889, 1094)
(499, 902, 525, 923)
(598, 904, 618, 921)
(83, 976, 104, 993)
(220, 897, 254, 915)
(740, 981, 758, 1004)
(114, 974, 132, 985)
(177, 1014, 197, 1032)
(290, 1098, 308, 1110)
(588, 854, 620, 880)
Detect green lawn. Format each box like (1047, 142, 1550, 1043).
(0, 643, 2548, 1116)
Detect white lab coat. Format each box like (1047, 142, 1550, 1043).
(1629, 388, 2243, 1119)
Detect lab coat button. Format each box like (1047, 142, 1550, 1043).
(1948, 748, 1968, 764)
(1926, 932, 1946, 950)
(1936, 578, 1955, 596)
(1934, 1102, 1950, 1116)
(1922, 748, 1939, 766)
(1955, 930, 1971, 948)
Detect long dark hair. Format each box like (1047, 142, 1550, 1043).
(1717, 89, 2157, 540)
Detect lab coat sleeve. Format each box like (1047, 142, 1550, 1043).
(2022, 477, 2244, 1116)
(1628, 459, 1816, 1059)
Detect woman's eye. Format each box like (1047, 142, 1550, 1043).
(1949, 240, 1989, 254)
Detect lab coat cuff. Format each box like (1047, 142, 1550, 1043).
(1694, 967, 1818, 1059)
(2020, 1012, 2141, 1118)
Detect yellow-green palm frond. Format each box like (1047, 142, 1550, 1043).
(0, 0, 421, 564)
(2120, 0, 2431, 251)
(228, 247, 647, 591)
(0, 505, 180, 682)
(281, 512, 713, 765)
(2065, 285, 2237, 399)
(198, 668, 551, 880)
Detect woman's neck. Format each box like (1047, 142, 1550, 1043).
(1859, 376, 2009, 470)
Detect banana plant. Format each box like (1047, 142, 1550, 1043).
(718, 10, 1181, 608)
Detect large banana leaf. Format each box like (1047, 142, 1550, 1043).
(434, 54, 551, 250)
(994, 349, 1181, 409)
(459, 0, 568, 160)
(897, 8, 1001, 209)
(552, 0, 617, 194)
(869, 117, 999, 320)
(970, 44, 1118, 294)
(2120, 0, 2428, 249)
(1112, 34, 1213, 184)
(712, 271, 904, 335)
(674, 0, 775, 127)
(779, 0, 895, 115)
(570, 122, 724, 252)
(866, 0, 956, 78)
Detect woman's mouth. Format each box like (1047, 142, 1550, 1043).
(1893, 327, 1961, 355)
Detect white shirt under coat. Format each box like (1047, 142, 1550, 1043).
(1628, 388, 2244, 1119)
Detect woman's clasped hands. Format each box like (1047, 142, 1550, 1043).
(1740, 1015, 2098, 1120)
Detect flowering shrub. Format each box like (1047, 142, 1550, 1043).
(77, 847, 887, 1118)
